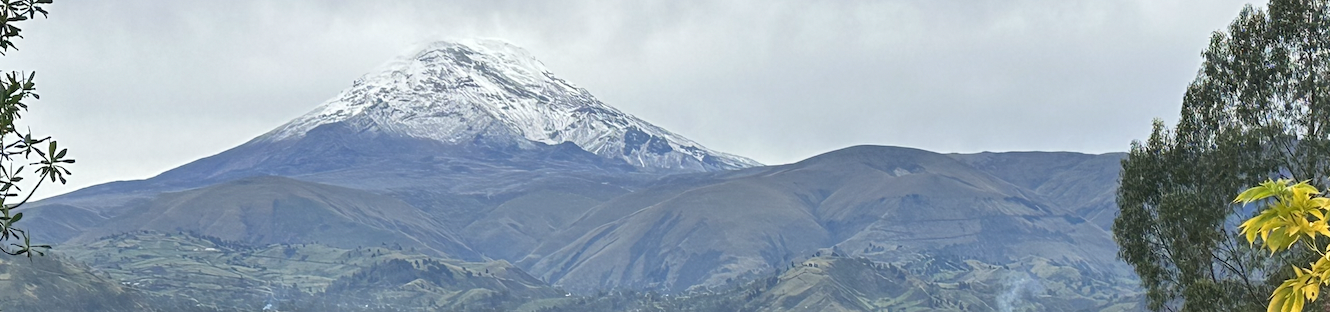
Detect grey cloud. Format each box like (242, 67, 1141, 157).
(0, 0, 1256, 199)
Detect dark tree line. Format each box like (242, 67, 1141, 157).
(1113, 1, 1330, 311)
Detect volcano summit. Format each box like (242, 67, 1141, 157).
(263, 39, 759, 172)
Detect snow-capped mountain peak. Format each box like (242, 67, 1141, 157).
(259, 38, 760, 171)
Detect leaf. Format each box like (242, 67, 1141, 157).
(1270, 279, 1292, 312)
(1293, 181, 1320, 195)
(1236, 179, 1289, 204)
(1314, 220, 1330, 238)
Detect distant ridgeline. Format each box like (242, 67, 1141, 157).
(13, 39, 1137, 311)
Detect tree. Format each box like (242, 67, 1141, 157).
(1235, 179, 1330, 312)
(0, 0, 72, 258)
(1113, 1, 1330, 311)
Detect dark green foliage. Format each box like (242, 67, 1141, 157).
(1113, 1, 1330, 311)
(1115, 121, 1270, 312)
(0, 0, 71, 260)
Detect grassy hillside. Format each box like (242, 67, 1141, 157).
(528, 255, 1141, 312)
(64, 176, 480, 260)
(0, 228, 1143, 311)
(0, 254, 156, 312)
(530, 146, 1127, 293)
(61, 231, 560, 311)
(949, 152, 1124, 232)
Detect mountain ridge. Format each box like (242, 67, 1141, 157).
(524, 145, 1129, 293)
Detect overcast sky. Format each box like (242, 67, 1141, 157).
(0, 0, 1258, 199)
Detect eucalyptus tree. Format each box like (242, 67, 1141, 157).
(1114, 1, 1330, 311)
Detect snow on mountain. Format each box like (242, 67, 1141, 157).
(258, 39, 760, 172)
